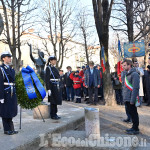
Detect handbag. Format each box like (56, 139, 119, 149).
(114, 79, 120, 85)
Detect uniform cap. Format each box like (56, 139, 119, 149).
(0, 51, 12, 60)
(48, 56, 57, 61)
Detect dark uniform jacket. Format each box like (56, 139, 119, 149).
(0, 64, 18, 118)
(45, 65, 62, 105)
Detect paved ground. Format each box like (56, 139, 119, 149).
(0, 98, 150, 150)
(0, 100, 84, 150)
(42, 102, 150, 150)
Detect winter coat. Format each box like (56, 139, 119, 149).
(135, 67, 144, 97)
(122, 68, 140, 103)
(45, 65, 62, 105)
(144, 70, 150, 102)
(84, 68, 101, 87)
(64, 72, 73, 87)
(111, 72, 122, 90)
(0, 64, 18, 118)
(70, 73, 83, 89)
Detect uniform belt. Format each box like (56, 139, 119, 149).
(74, 83, 80, 84)
(4, 82, 15, 86)
(50, 79, 60, 81)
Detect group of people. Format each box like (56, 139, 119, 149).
(111, 57, 150, 107)
(0, 51, 104, 135)
(0, 50, 150, 137)
(111, 57, 150, 135)
(58, 61, 104, 105)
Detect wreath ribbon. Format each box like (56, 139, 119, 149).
(21, 66, 46, 100)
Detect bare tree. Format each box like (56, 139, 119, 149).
(92, 0, 115, 106)
(76, 8, 97, 65)
(40, 0, 76, 69)
(0, 0, 38, 72)
(111, 0, 150, 42)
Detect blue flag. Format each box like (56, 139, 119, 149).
(123, 40, 145, 58)
(118, 40, 122, 57)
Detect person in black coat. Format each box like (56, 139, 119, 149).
(64, 66, 74, 101)
(59, 70, 67, 100)
(0, 51, 18, 135)
(45, 56, 62, 120)
(144, 65, 150, 106)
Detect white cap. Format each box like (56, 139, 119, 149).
(0, 51, 12, 60)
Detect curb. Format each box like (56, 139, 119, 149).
(13, 115, 84, 150)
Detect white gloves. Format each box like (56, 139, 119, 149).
(48, 90, 51, 96)
(0, 99, 4, 103)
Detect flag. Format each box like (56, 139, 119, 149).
(101, 46, 106, 72)
(117, 40, 123, 82)
(123, 40, 145, 58)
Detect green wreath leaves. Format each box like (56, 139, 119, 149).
(15, 72, 44, 109)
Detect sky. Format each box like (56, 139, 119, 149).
(32, 0, 126, 48)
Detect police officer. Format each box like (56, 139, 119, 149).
(45, 56, 62, 120)
(0, 51, 18, 135)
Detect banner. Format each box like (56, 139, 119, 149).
(21, 66, 46, 100)
(123, 40, 145, 58)
(117, 40, 123, 82)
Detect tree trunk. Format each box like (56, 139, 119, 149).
(92, 0, 116, 106)
(125, 0, 134, 42)
(84, 33, 89, 65)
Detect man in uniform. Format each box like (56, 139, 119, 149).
(0, 51, 18, 135)
(45, 56, 62, 120)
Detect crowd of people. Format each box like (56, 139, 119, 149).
(110, 57, 150, 135)
(0, 50, 150, 136)
(111, 57, 150, 107)
(59, 61, 104, 105)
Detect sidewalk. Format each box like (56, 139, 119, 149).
(0, 100, 85, 150)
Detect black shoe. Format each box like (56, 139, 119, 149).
(75, 101, 78, 103)
(120, 102, 124, 105)
(126, 129, 139, 135)
(4, 131, 14, 135)
(94, 102, 98, 105)
(67, 100, 70, 102)
(86, 101, 90, 104)
(12, 131, 18, 134)
(126, 128, 134, 132)
(51, 116, 61, 120)
(123, 119, 132, 123)
(146, 103, 150, 106)
(89, 102, 94, 105)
